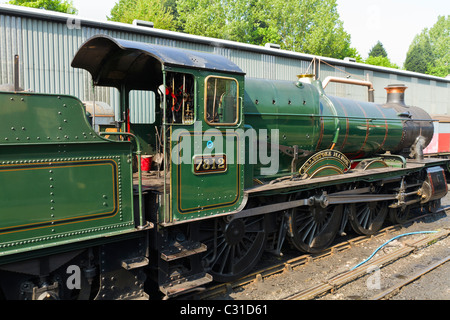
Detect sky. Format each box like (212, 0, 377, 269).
(1, 0, 449, 67)
(336, 0, 449, 66)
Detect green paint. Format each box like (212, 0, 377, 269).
(0, 92, 136, 258)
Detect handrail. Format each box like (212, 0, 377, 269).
(244, 112, 434, 122)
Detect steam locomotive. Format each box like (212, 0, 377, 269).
(0, 35, 447, 299)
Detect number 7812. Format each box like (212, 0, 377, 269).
(193, 155, 227, 174)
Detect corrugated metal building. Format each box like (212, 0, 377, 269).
(1, 4, 449, 122)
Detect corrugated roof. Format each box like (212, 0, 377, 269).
(0, 4, 448, 118)
(1, 4, 448, 84)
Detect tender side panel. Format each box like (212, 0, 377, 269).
(0, 160, 118, 233)
(0, 92, 136, 257)
(0, 154, 135, 257)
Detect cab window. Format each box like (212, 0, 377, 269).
(165, 72, 195, 125)
(205, 76, 238, 125)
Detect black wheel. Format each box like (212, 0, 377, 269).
(389, 206, 411, 225)
(347, 201, 388, 235)
(199, 215, 266, 283)
(288, 194, 343, 253)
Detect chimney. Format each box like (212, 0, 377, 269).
(385, 84, 407, 105)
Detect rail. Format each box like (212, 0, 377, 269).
(284, 228, 450, 300)
(370, 255, 450, 300)
(185, 206, 449, 300)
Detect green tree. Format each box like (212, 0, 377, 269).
(368, 41, 388, 58)
(108, 0, 176, 30)
(8, 0, 77, 14)
(426, 15, 449, 77)
(365, 56, 399, 69)
(176, 0, 227, 40)
(176, 0, 260, 43)
(405, 15, 449, 77)
(404, 34, 434, 74)
(107, 0, 358, 60)
(162, 0, 180, 29)
(364, 41, 398, 69)
(255, 0, 352, 57)
(176, 0, 359, 60)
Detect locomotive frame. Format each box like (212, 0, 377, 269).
(0, 35, 448, 299)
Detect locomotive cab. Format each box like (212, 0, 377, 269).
(72, 35, 247, 226)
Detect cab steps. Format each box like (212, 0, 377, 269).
(158, 240, 212, 298)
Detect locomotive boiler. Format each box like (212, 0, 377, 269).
(244, 77, 433, 180)
(0, 35, 448, 299)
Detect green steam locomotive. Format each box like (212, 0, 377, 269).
(0, 35, 447, 299)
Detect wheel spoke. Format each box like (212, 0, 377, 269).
(299, 219, 315, 240)
(289, 193, 343, 254)
(349, 200, 388, 235)
(218, 245, 231, 274)
(389, 206, 410, 224)
(306, 223, 317, 245)
(245, 217, 263, 228)
(360, 207, 371, 228)
(295, 212, 313, 224)
(198, 215, 267, 282)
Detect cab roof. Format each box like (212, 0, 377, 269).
(72, 35, 245, 91)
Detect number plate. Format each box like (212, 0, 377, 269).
(193, 154, 227, 174)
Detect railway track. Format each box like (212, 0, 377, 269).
(183, 206, 449, 300)
(369, 255, 450, 300)
(284, 228, 450, 300)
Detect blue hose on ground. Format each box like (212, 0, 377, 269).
(350, 231, 438, 270)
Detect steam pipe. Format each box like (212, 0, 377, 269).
(322, 76, 375, 102)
